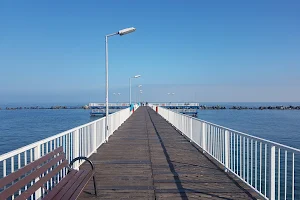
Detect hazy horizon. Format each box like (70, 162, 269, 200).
(1, 83, 300, 104)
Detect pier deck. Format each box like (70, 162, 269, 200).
(79, 107, 261, 199)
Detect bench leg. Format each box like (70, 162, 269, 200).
(93, 175, 98, 196)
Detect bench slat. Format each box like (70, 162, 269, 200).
(0, 146, 63, 188)
(15, 160, 69, 200)
(51, 170, 86, 200)
(61, 170, 91, 200)
(42, 170, 77, 200)
(69, 171, 94, 200)
(0, 153, 66, 199)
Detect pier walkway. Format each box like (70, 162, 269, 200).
(79, 107, 261, 199)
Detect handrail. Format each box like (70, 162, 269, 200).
(152, 105, 299, 200)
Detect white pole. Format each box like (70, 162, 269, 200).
(129, 78, 131, 105)
(269, 145, 276, 200)
(225, 130, 230, 172)
(105, 35, 109, 141)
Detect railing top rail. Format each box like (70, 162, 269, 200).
(160, 106, 300, 154)
(0, 108, 130, 161)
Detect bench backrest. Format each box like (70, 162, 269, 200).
(0, 146, 67, 200)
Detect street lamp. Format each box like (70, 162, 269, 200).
(105, 27, 136, 141)
(167, 92, 175, 103)
(129, 75, 141, 104)
(113, 92, 121, 102)
(135, 85, 142, 103)
(140, 91, 143, 102)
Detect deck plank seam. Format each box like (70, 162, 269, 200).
(144, 109, 157, 199)
(146, 107, 189, 200)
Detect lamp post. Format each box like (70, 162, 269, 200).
(113, 92, 116, 101)
(140, 90, 143, 103)
(113, 92, 121, 102)
(129, 75, 141, 104)
(140, 91, 143, 103)
(105, 27, 136, 141)
(167, 92, 175, 103)
(137, 85, 142, 103)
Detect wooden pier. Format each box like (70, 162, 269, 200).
(79, 107, 262, 199)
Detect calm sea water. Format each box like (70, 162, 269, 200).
(0, 103, 300, 155)
(0, 109, 101, 155)
(199, 110, 300, 148)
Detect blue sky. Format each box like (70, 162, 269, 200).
(0, 0, 299, 103)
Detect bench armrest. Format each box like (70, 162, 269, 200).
(68, 157, 95, 172)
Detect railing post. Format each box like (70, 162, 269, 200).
(106, 115, 110, 142)
(269, 145, 276, 200)
(201, 123, 206, 152)
(73, 130, 80, 169)
(34, 144, 42, 199)
(93, 123, 97, 153)
(190, 117, 193, 142)
(224, 130, 230, 172)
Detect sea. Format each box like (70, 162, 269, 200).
(199, 102, 300, 149)
(0, 102, 300, 155)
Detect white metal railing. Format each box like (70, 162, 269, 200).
(152, 106, 299, 200)
(0, 107, 135, 199)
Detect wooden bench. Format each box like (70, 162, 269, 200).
(0, 146, 97, 200)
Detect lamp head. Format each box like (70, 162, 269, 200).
(118, 27, 136, 36)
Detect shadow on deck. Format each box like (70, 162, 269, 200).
(79, 107, 262, 200)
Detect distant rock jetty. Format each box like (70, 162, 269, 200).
(3, 105, 90, 110)
(1, 105, 300, 111)
(199, 105, 300, 110)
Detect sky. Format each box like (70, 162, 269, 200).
(0, 0, 299, 104)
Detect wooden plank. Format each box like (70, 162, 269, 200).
(0, 153, 66, 199)
(0, 146, 63, 188)
(51, 170, 86, 200)
(43, 170, 77, 200)
(66, 171, 94, 200)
